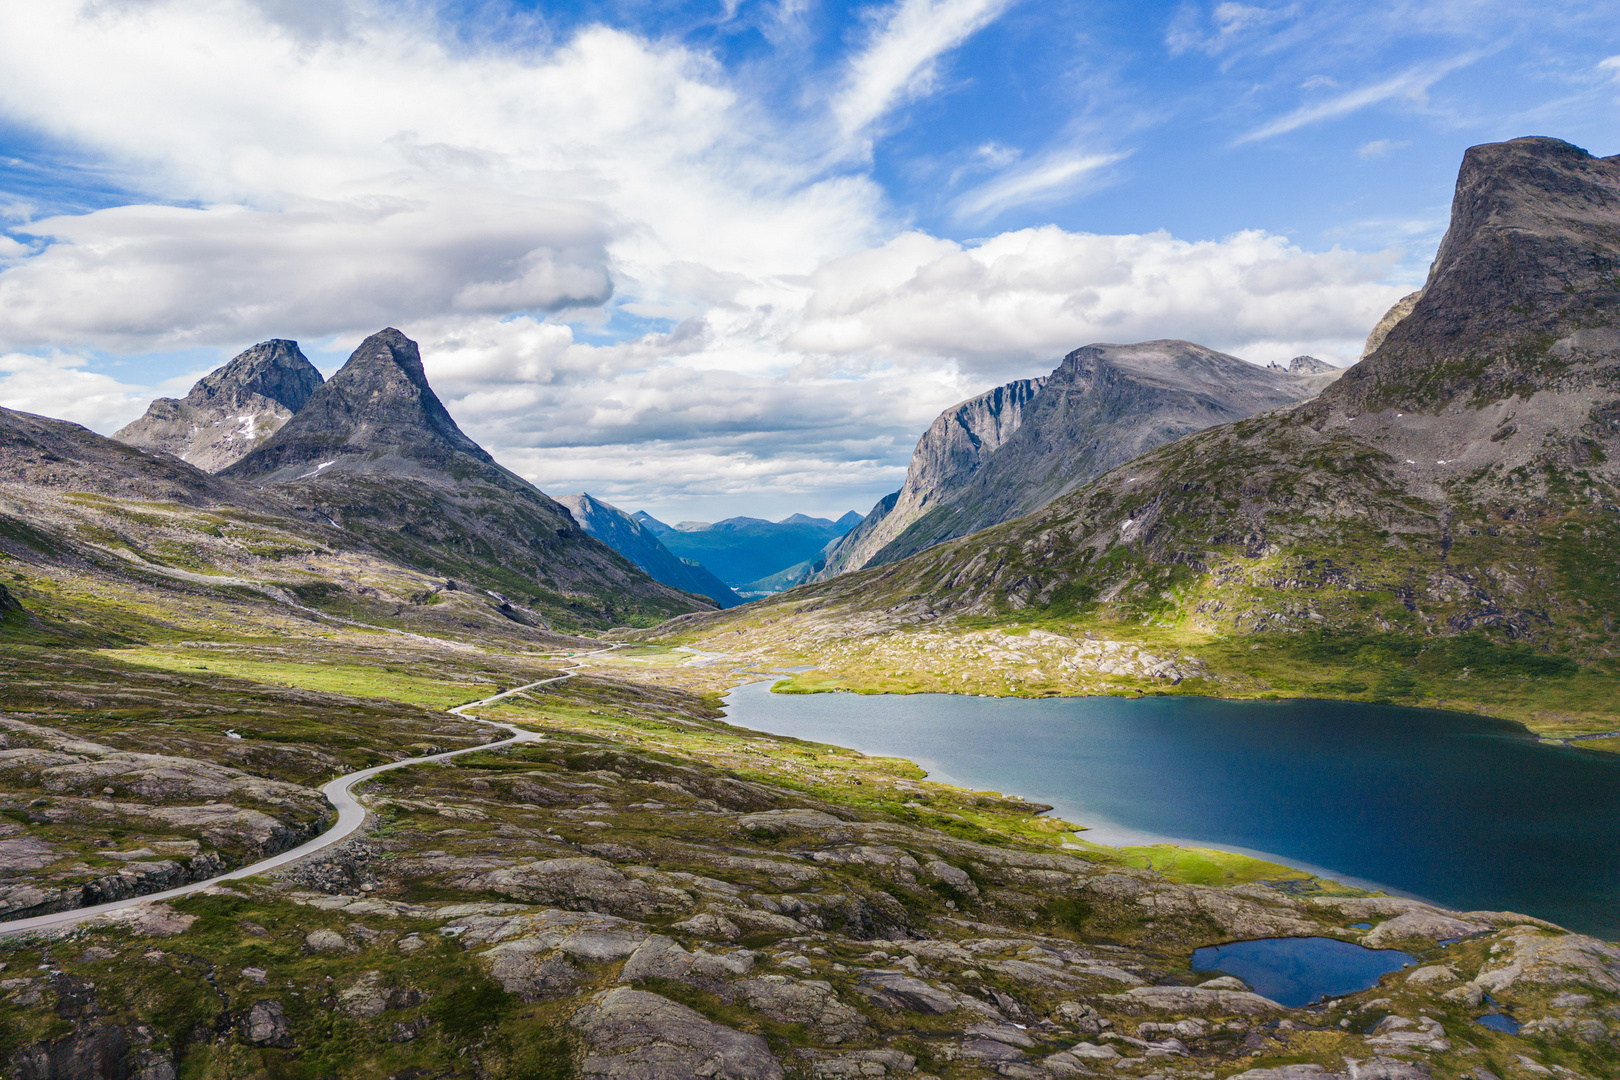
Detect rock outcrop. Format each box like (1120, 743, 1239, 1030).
(807, 376, 1045, 580)
(114, 340, 323, 472)
(558, 493, 743, 608)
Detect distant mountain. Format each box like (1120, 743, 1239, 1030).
(223, 328, 704, 627)
(632, 510, 859, 586)
(114, 340, 324, 472)
(556, 493, 744, 608)
(807, 341, 1337, 581)
(1267, 355, 1339, 375)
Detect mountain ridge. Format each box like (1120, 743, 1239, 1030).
(221, 328, 706, 627)
(663, 136, 1620, 721)
(810, 341, 1337, 582)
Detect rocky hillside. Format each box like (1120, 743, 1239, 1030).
(3, 634, 1616, 1080)
(809, 342, 1337, 581)
(223, 329, 705, 627)
(558, 492, 744, 608)
(807, 376, 1045, 581)
(113, 340, 324, 472)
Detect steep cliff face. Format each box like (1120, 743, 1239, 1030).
(813, 342, 1333, 580)
(557, 493, 739, 608)
(223, 329, 702, 628)
(113, 340, 324, 472)
(807, 377, 1045, 581)
(1328, 136, 1620, 413)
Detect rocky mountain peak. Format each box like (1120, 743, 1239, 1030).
(186, 339, 323, 414)
(113, 339, 324, 472)
(224, 328, 491, 481)
(1328, 136, 1620, 411)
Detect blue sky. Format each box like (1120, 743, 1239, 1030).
(0, 0, 1615, 521)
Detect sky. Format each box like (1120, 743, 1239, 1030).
(0, 1, 1616, 523)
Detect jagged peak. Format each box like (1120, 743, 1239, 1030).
(186, 339, 322, 413)
(224, 328, 493, 480)
(1326, 136, 1620, 412)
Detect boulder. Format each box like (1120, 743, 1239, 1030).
(736, 976, 868, 1041)
(240, 1000, 294, 1048)
(1102, 985, 1284, 1015)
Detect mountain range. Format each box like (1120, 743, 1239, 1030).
(635, 510, 861, 591)
(5, 329, 711, 637)
(2, 134, 1618, 1080)
(682, 137, 1620, 711)
(555, 492, 743, 608)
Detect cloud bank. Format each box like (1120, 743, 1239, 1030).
(0, 0, 1414, 519)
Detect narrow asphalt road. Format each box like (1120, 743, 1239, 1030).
(0, 663, 592, 937)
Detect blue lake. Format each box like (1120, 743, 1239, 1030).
(1190, 937, 1413, 1007)
(721, 683, 1620, 939)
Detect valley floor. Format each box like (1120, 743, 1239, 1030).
(1, 627, 1618, 1080)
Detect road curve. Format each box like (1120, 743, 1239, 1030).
(0, 670, 578, 937)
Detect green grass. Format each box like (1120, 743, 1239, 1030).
(107, 647, 513, 709)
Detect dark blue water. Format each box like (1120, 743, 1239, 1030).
(1191, 937, 1413, 1006)
(722, 683, 1620, 938)
(1476, 1012, 1521, 1033)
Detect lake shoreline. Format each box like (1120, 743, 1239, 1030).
(721, 679, 1620, 939)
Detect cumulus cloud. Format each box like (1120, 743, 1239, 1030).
(790, 226, 1405, 373)
(0, 352, 160, 432)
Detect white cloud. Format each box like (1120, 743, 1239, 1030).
(952, 151, 1128, 222)
(789, 225, 1405, 373)
(1600, 55, 1620, 79)
(1236, 54, 1482, 144)
(0, 3, 882, 353)
(832, 0, 1013, 148)
(0, 352, 156, 432)
(1357, 138, 1410, 159)
(0, 0, 1425, 518)
(1166, 2, 1295, 57)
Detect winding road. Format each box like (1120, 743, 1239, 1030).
(0, 662, 593, 937)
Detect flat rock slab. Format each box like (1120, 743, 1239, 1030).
(855, 972, 957, 1015)
(1103, 985, 1284, 1015)
(572, 987, 782, 1080)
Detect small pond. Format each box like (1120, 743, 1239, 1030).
(1475, 1012, 1521, 1034)
(1190, 937, 1414, 1007)
(722, 682, 1620, 937)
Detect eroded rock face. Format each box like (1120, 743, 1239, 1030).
(114, 340, 323, 472)
(571, 987, 783, 1080)
(808, 376, 1045, 580)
